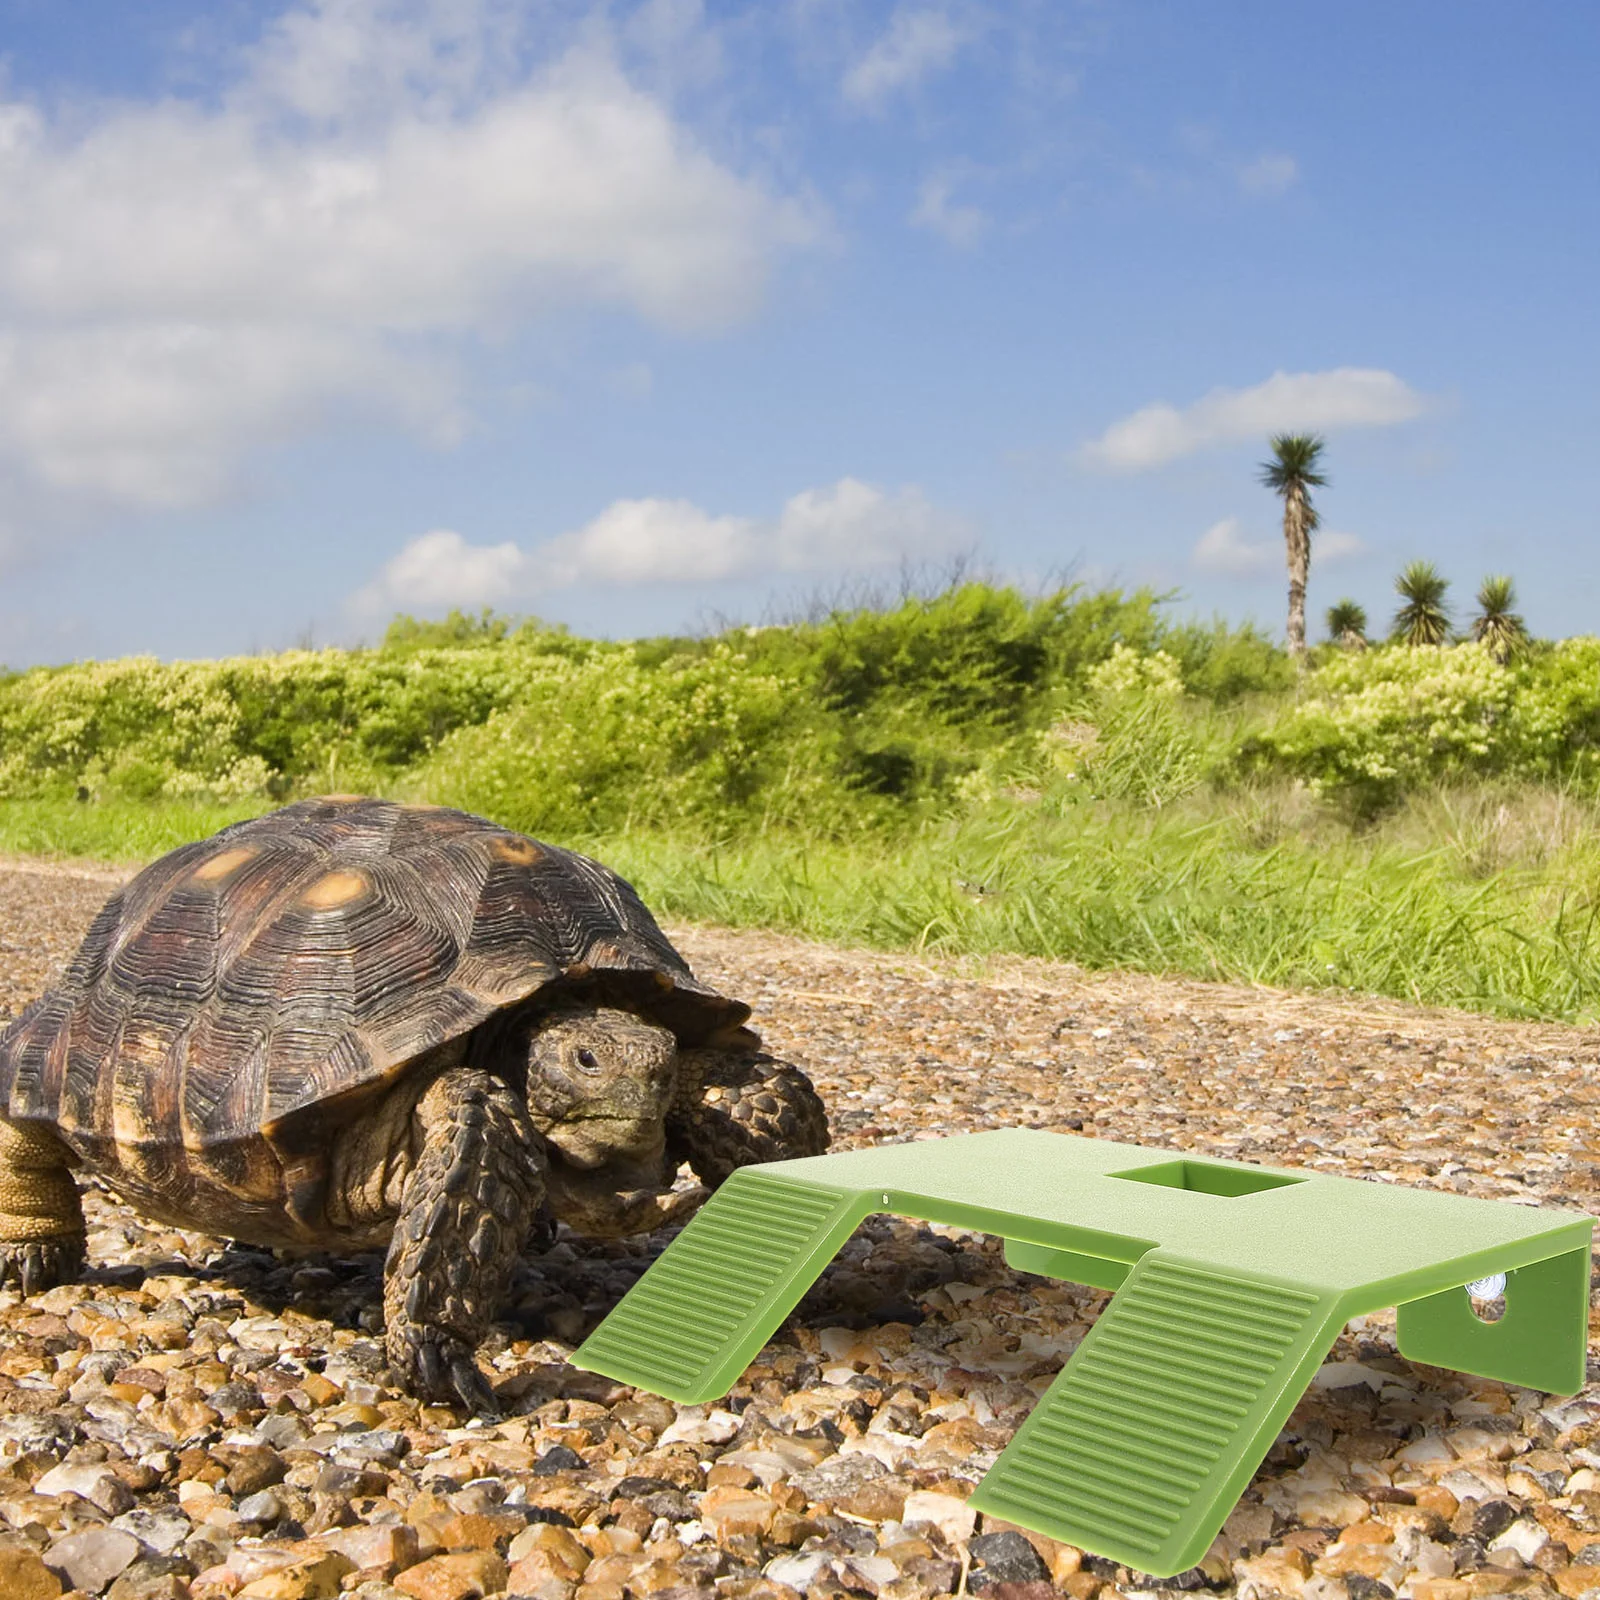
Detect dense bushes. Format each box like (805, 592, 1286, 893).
(0, 583, 1246, 825)
(7, 585, 1600, 837)
(1239, 639, 1600, 814)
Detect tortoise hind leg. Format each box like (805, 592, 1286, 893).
(668, 1050, 830, 1190)
(383, 1068, 546, 1412)
(0, 1117, 86, 1295)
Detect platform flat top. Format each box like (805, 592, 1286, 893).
(758, 1130, 1591, 1293)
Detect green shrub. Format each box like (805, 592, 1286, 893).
(410, 645, 847, 837)
(1236, 643, 1517, 814)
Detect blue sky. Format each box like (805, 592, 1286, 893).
(0, 0, 1594, 665)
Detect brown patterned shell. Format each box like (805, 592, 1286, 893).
(0, 798, 751, 1174)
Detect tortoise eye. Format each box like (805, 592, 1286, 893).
(575, 1047, 601, 1075)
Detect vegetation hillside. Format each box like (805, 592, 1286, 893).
(5, 582, 1600, 1021)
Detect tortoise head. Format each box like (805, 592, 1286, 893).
(524, 1005, 677, 1172)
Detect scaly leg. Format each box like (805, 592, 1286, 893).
(668, 1050, 829, 1190)
(383, 1069, 545, 1411)
(0, 1117, 86, 1294)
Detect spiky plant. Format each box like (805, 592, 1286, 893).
(1471, 575, 1528, 663)
(1391, 560, 1452, 646)
(1325, 598, 1368, 649)
(1258, 434, 1328, 662)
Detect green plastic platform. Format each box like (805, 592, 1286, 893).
(573, 1130, 1592, 1577)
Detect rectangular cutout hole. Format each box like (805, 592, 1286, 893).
(1110, 1159, 1308, 1198)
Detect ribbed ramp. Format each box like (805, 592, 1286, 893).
(575, 1169, 863, 1403)
(970, 1254, 1340, 1577)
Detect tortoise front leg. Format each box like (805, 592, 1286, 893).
(0, 1117, 86, 1295)
(384, 1069, 545, 1412)
(668, 1050, 830, 1190)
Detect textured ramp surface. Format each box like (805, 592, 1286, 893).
(576, 1169, 862, 1402)
(971, 1253, 1340, 1576)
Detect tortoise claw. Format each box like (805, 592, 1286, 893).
(0, 1234, 85, 1297)
(388, 1325, 499, 1415)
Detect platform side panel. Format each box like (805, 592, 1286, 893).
(1395, 1244, 1591, 1396)
(970, 1253, 1343, 1578)
(573, 1171, 866, 1403)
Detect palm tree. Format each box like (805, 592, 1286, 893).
(1325, 598, 1368, 649)
(1258, 434, 1328, 661)
(1391, 560, 1452, 646)
(1471, 575, 1528, 663)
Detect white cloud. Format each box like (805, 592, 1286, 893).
(349, 527, 531, 617)
(1080, 368, 1432, 472)
(1193, 518, 1273, 576)
(0, 0, 818, 537)
(1191, 517, 1366, 577)
(349, 477, 966, 615)
(772, 477, 958, 568)
(910, 173, 987, 247)
(842, 5, 968, 110)
(1238, 153, 1298, 196)
(545, 497, 756, 587)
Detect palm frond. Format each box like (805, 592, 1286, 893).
(1325, 599, 1367, 645)
(1471, 574, 1528, 662)
(1390, 560, 1452, 646)
(1257, 433, 1330, 492)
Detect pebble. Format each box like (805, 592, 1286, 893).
(44, 1524, 143, 1593)
(3, 864, 1600, 1600)
(0, 1546, 65, 1600)
(33, 1462, 136, 1515)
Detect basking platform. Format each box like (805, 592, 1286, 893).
(574, 1129, 1592, 1577)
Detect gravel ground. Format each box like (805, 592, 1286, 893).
(1, 857, 1599, 1600)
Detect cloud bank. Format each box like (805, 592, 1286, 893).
(1081, 368, 1431, 471)
(0, 0, 817, 534)
(350, 477, 967, 618)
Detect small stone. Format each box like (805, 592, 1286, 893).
(236, 1489, 284, 1524)
(221, 1446, 289, 1498)
(110, 1510, 191, 1556)
(699, 1485, 775, 1542)
(766, 1552, 831, 1589)
(1412, 1487, 1461, 1521)
(1396, 1436, 1455, 1466)
(45, 1525, 144, 1593)
(393, 1550, 509, 1600)
(0, 1547, 64, 1600)
(1488, 1518, 1549, 1564)
(315, 1523, 420, 1576)
(902, 1489, 977, 1544)
(435, 1510, 526, 1551)
(106, 1556, 198, 1600)
(506, 1524, 590, 1575)
(33, 1462, 136, 1516)
(656, 1408, 741, 1447)
(970, 1530, 1052, 1588)
(235, 1551, 354, 1599)
(531, 1446, 585, 1475)
(1236, 1544, 1313, 1598)
(832, 1477, 907, 1522)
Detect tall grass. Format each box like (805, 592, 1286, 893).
(1, 781, 1597, 1022)
(0, 797, 268, 862)
(583, 784, 1600, 1023)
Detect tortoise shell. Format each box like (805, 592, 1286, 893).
(0, 798, 750, 1222)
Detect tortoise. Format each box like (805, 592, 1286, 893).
(0, 797, 828, 1407)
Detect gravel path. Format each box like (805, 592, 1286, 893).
(0, 857, 1598, 1600)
